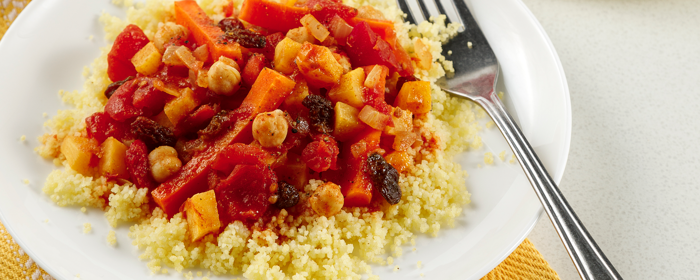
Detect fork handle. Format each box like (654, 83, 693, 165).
(474, 90, 623, 280)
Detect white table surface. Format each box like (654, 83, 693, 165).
(521, 0, 700, 279)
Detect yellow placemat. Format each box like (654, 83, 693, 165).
(0, 1, 560, 279)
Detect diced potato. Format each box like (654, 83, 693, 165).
(286, 27, 316, 44)
(300, 14, 330, 42)
(384, 107, 413, 135)
(131, 42, 162, 76)
(283, 79, 309, 109)
(333, 102, 367, 141)
(184, 190, 221, 242)
(384, 151, 412, 173)
(327, 67, 365, 108)
(61, 136, 98, 175)
(394, 81, 431, 114)
(164, 87, 199, 126)
(274, 153, 308, 191)
(414, 38, 432, 70)
(98, 137, 128, 179)
(295, 42, 344, 88)
(153, 111, 174, 129)
(273, 37, 302, 75)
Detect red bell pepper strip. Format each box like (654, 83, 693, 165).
(238, 0, 308, 32)
(151, 68, 295, 216)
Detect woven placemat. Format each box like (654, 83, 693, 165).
(0, 1, 560, 279)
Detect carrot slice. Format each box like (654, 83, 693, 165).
(174, 0, 244, 64)
(339, 129, 382, 207)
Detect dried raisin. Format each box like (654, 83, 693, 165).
(302, 95, 334, 134)
(366, 152, 401, 204)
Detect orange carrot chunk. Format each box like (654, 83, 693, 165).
(174, 0, 244, 64)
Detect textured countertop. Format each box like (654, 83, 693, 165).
(521, 0, 700, 279)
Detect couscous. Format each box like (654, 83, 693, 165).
(36, 0, 485, 278)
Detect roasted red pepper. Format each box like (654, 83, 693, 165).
(104, 79, 145, 122)
(345, 22, 399, 73)
(107, 24, 150, 82)
(126, 140, 158, 189)
(239, 0, 309, 32)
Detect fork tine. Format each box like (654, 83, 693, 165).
(419, 0, 442, 21)
(437, 0, 466, 32)
(402, 0, 426, 24)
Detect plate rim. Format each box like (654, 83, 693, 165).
(0, 0, 572, 279)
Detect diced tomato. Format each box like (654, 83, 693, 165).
(85, 112, 132, 143)
(347, 17, 393, 39)
(345, 22, 399, 73)
(216, 164, 277, 224)
(241, 53, 269, 87)
(107, 24, 150, 82)
(383, 28, 415, 77)
(302, 0, 358, 24)
(132, 77, 170, 113)
(301, 134, 339, 173)
(126, 140, 158, 189)
(212, 143, 273, 173)
(104, 79, 145, 122)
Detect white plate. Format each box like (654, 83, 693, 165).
(0, 0, 570, 279)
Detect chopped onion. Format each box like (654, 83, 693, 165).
(193, 44, 209, 63)
(153, 79, 181, 97)
(393, 130, 417, 151)
(162, 45, 185, 66)
(329, 15, 353, 42)
(358, 105, 390, 131)
(175, 46, 203, 72)
(364, 65, 388, 88)
(414, 38, 432, 70)
(301, 14, 330, 42)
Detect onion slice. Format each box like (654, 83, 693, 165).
(329, 15, 354, 42)
(358, 105, 390, 131)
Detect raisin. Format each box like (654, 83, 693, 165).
(130, 116, 176, 150)
(104, 76, 134, 99)
(366, 152, 401, 204)
(222, 29, 266, 49)
(302, 95, 334, 134)
(198, 109, 233, 140)
(218, 17, 245, 32)
(274, 181, 299, 209)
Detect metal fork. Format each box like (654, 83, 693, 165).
(395, 0, 623, 279)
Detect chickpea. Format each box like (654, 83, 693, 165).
(148, 146, 182, 183)
(309, 182, 344, 217)
(207, 57, 241, 95)
(154, 22, 189, 54)
(252, 109, 289, 148)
